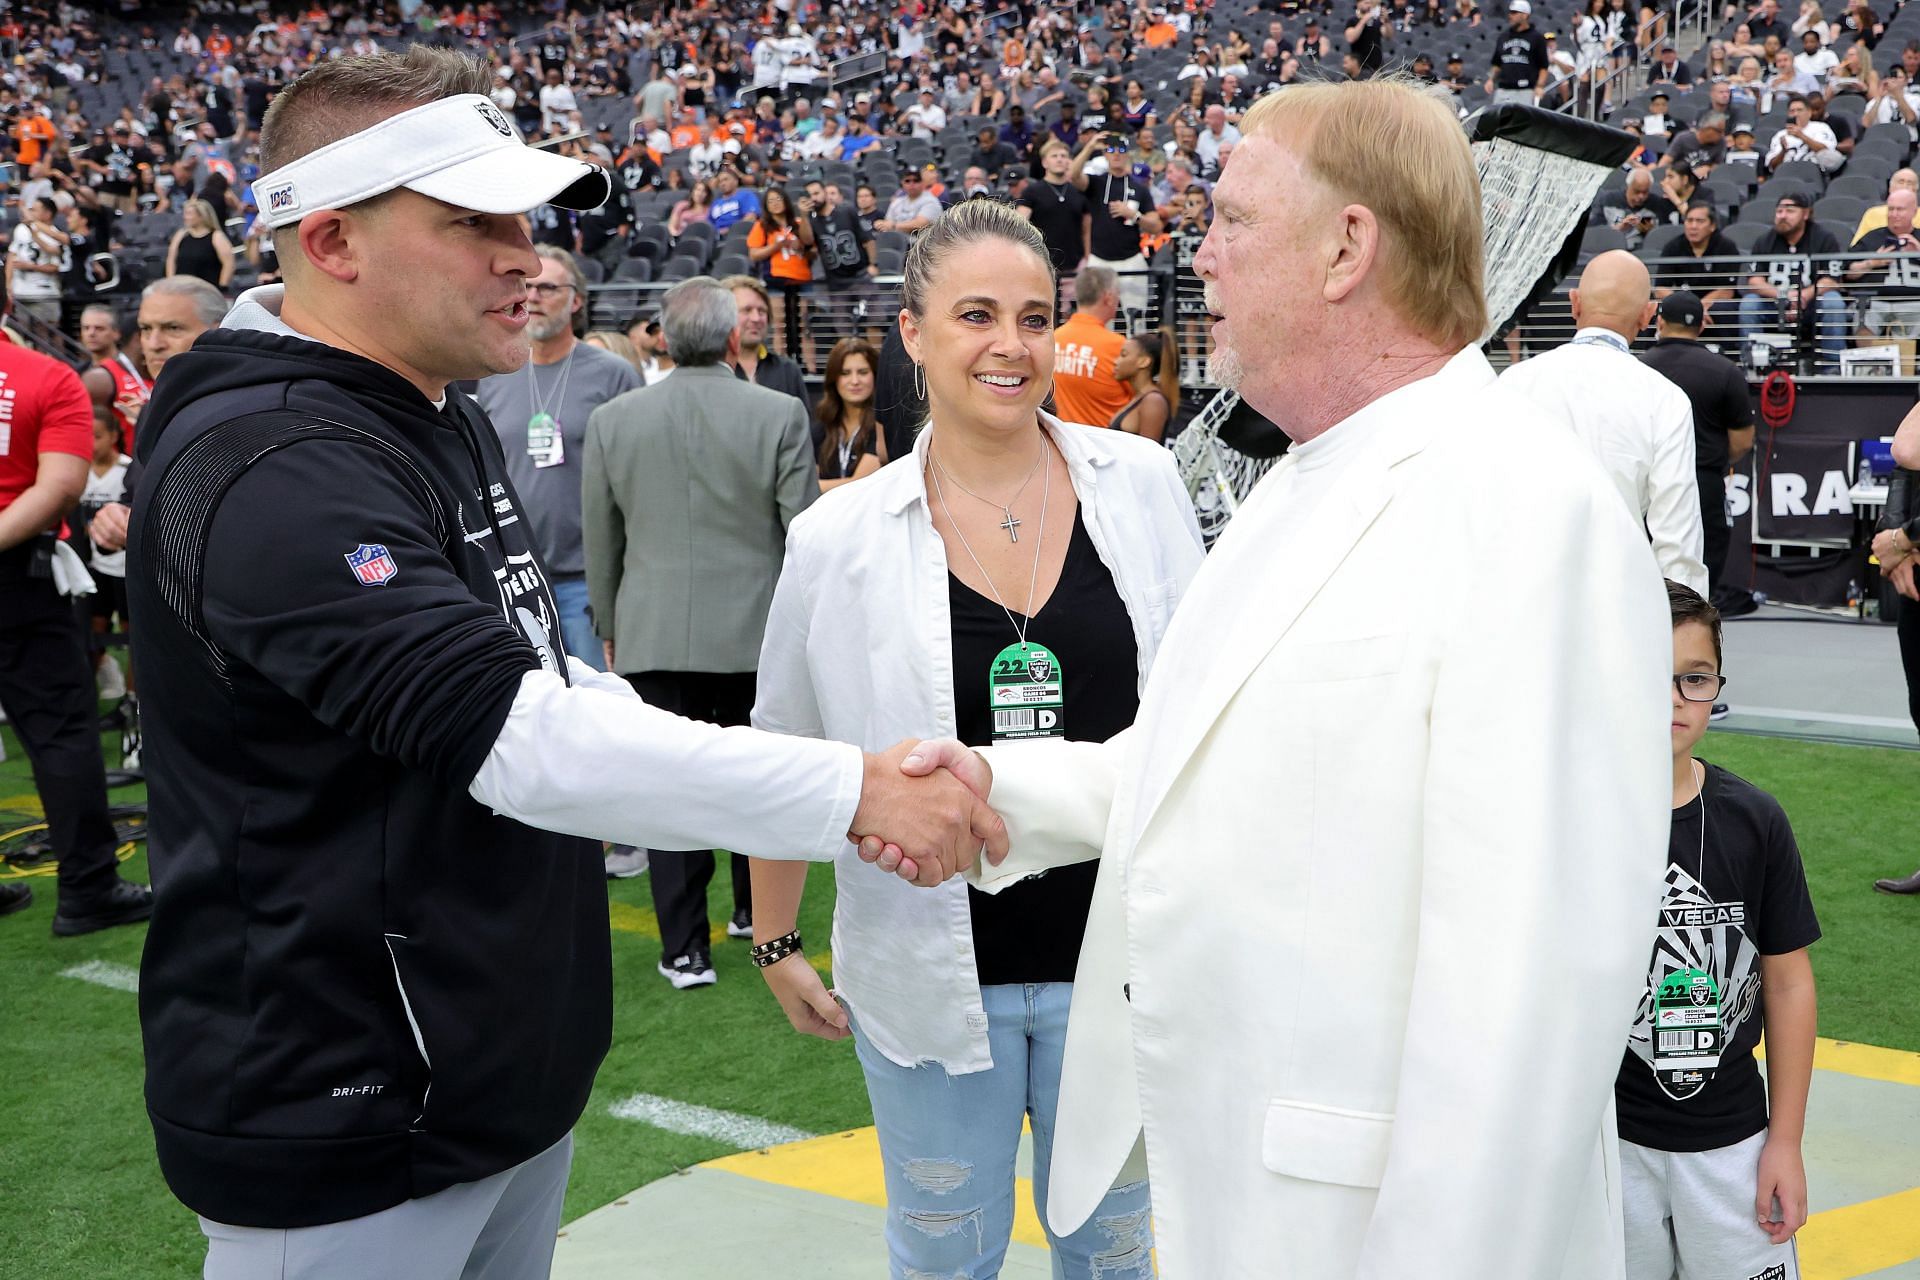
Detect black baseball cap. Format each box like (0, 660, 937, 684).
(1447, 50, 1465, 61)
(1776, 189, 1814, 209)
(1659, 290, 1704, 328)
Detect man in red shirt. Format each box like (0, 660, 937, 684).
(79, 305, 150, 452)
(0, 341, 153, 931)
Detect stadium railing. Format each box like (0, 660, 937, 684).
(583, 253, 1920, 388)
(1505, 250, 1920, 378)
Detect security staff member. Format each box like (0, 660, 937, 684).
(127, 48, 1001, 1279)
(0, 338, 153, 931)
(1640, 290, 1757, 595)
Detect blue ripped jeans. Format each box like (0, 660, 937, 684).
(851, 982, 1155, 1279)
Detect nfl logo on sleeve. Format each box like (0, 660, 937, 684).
(344, 543, 399, 587)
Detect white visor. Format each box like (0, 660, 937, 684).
(250, 94, 610, 230)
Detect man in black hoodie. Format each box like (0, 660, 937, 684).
(128, 47, 1006, 1279)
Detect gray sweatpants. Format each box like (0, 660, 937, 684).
(1622, 1131, 1802, 1280)
(199, 1132, 572, 1280)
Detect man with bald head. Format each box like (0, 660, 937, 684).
(1592, 167, 1662, 250)
(1855, 166, 1920, 240)
(1848, 187, 1920, 342)
(1194, 102, 1240, 176)
(1502, 250, 1708, 592)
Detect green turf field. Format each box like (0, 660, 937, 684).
(1, 718, 1914, 1278)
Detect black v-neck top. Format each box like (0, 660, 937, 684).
(948, 509, 1140, 984)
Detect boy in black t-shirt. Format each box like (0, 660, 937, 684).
(1615, 582, 1820, 1280)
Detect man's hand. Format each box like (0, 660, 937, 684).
(855, 738, 996, 878)
(849, 740, 1006, 886)
(1755, 1137, 1808, 1245)
(89, 501, 130, 552)
(898, 736, 993, 795)
(761, 952, 850, 1040)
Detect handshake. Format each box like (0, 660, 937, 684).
(847, 739, 1000, 885)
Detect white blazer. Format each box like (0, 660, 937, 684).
(752, 413, 1204, 1071)
(972, 349, 1672, 1278)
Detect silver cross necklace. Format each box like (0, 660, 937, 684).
(929, 435, 1045, 542)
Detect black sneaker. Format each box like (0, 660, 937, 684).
(0, 883, 32, 918)
(1710, 703, 1730, 721)
(726, 908, 753, 939)
(657, 948, 717, 989)
(52, 878, 154, 937)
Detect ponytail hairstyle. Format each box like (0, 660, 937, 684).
(1134, 325, 1181, 408)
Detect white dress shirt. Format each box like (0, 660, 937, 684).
(752, 414, 1204, 1072)
(1500, 328, 1708, 592)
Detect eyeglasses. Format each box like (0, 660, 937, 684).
(527, 282, 576, 298)
(1672, 673, 1727, 702)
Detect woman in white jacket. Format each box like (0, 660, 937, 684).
(748, 198, 1203, 1278)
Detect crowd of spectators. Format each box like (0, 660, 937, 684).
(6, 0, 1918, 385)
(1578, 0, 1920, 371)
(0, 0, 1705, 379)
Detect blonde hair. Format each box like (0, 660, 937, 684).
(584, 329, 643, 371)
(185, 198, 220, 232)
(1239, 77, 1487, 350)
(719, 272, 772, 312)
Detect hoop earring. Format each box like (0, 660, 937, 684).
(912, 361, 927, 403)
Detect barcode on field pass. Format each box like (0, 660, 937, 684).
(1658, 1030, 1695, 1052)
(994, 709, 1036, 733)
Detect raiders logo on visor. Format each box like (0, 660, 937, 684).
(476, 100, 514, 137)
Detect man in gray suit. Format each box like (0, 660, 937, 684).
(582, 276, 820, 989)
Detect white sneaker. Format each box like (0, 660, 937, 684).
(657, 950, 717, 989)
(97, 655, 127, 701)
(604, 846, 649, 879)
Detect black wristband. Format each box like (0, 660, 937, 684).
(751, 930, 803, 968)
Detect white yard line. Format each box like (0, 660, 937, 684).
(60, 960, 140, 993)
(1729, 704, 1919, 731)
(607, 1093, 815, 1150)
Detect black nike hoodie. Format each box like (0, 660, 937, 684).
(127, 299, 609, 1228)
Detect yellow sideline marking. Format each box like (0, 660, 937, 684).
(606, 901, 833, 975)
(700, 1041, 1920, 1270)
(606, 902, 660, 939)
(1801, 1187, 1920, 1280)
(709, 1124, 1052, 1247)
(1757, 1036, 1920, 1088)
(0, 794, 44, 815)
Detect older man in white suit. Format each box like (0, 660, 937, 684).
(875, 79, 1673, 1278)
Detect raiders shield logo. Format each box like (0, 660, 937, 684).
(475, 100, 514, 138)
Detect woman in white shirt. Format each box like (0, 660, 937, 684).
(749, 198, 1201, 1279)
